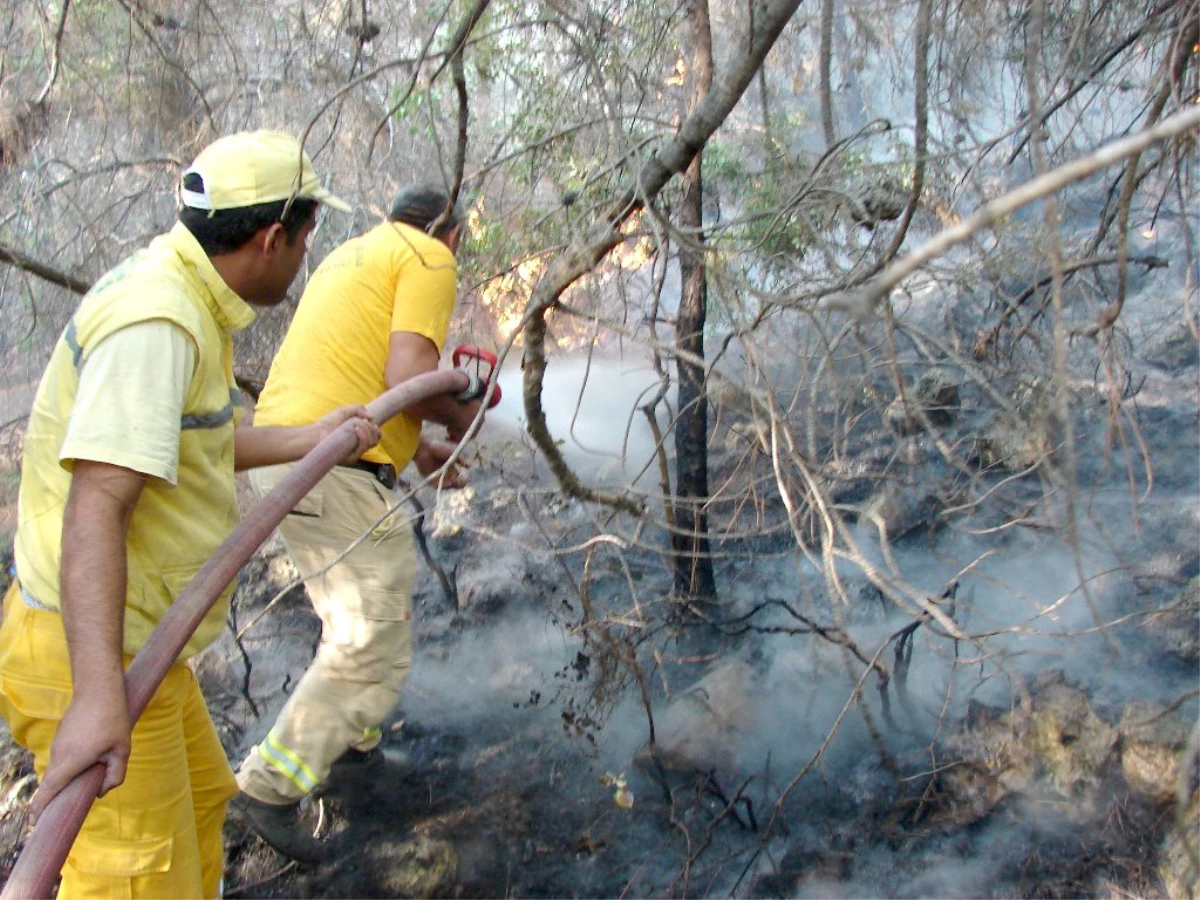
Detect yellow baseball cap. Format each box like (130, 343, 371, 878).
(180, 130, 351, 213)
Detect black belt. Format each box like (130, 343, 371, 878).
(341, 459, 397, 489)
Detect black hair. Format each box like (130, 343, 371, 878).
(388, 184, 463, 240)
(178, 172, 318, 255)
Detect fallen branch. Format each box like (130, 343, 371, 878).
(973, 253, 1170, 357)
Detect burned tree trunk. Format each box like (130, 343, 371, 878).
(672, 0, 717, 603)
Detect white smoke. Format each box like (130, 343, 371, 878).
(484, 351, 675, 489)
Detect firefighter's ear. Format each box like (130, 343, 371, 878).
(260, 221, 287, 256)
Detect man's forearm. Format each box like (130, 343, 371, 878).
(233, 424, 319, 471)
(30, 460, 144, 814)
(60, 464, 144, 697)
(385, 331, 482, 436)
(234, 407, 380, 471)
(405, 394, 482, 437)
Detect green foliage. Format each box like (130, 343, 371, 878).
(703, 139, 747, 184)
(733, 167, 816, 268)
(878, 133, 916, 187)
(462, 215, 526, 284)
(388, 85, 445, 143)
(700, 136, 823, 280)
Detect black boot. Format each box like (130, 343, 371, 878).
(328, 745, 415, 790)
(230, 791, 329, 863)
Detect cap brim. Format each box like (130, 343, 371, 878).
(308, 186, 352, 213)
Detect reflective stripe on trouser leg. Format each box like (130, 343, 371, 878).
(256, 728, 322, 794)
(0, 583, 238, 899)
(237, 464, 416, 806)
(359, 724, 383, 745)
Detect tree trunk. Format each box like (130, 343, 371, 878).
(672, 0, 717, 602)
(819, 0, 836, 149)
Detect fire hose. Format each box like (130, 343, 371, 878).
(2, 355, 498, 899)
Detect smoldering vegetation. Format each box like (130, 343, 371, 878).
(193, 300, 1197, 897)
(0, 2, 1195, 897)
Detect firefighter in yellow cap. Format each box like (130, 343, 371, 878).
(0, 131, 376, 898)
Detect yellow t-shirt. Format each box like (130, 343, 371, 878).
(62, 320, 196, 485)
(254, 220, 458, 469)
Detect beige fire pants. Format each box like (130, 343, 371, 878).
(237, 463, 416, 805)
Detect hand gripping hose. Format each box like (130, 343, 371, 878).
(1, 369, 470, 899)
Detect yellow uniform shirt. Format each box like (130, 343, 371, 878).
(62, 320, 196, 485)
(254, 220, 458, 469)
(14, 223, 253, 659)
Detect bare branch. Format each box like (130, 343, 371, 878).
(824, 105, 1200, 320)
(33, 0, 70, 106)
(519, 0, 803, 510)
(0, 241, 91, 295)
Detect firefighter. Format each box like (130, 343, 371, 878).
(0, 131, 378, 898)
(232, 184, 484, 861)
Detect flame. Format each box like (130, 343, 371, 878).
(477, 219, 658, 351)
(610, 233, 655, 271)
(665, 56, 686, 86)
(479, 255, 547, 343)
(467, 205, 485, 239)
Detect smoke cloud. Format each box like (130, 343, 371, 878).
(486, 352, 674, 489)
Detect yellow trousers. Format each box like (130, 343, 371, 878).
(0, 582, 237, 899)
(237, 464, 415, 805)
